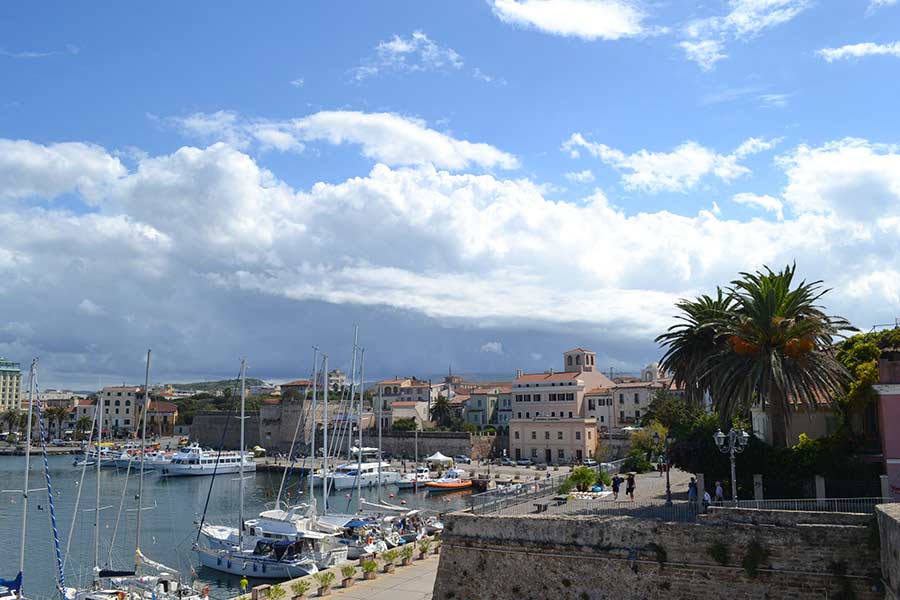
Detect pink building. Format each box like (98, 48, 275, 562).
(876, 349, 900, 500)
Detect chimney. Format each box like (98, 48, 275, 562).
(549, 368, 554, 375)
(515, 369, 524, 379)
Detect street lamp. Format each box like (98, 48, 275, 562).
(713, 428, 750, 504)
(652, 431, 676, 506)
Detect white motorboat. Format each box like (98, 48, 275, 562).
(75, 446, 118, 468)
(397, 466, 432, 489)
(320, 461, 400, 490)
(195, 542, 318, 579)
(160, 444, 255, 477)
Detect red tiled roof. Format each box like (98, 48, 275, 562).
(613, 381, 667, 389)
(282, 379, 311, 387)
(514, 372, 581, 383)
(449, 394, 470, 405)
(379, 379, 409, 385)
(76, 399, 96, 406)
(149, 401, 178, 413)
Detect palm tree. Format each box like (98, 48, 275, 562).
(430, 395, 452, 428)
(657, 264, 854, 448)
(656, 290, 734, 407)
(75, 415, 93, 440)
(48, 406, 70, 439)
(2, 409, 19, 435)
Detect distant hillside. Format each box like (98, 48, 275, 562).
(168, 378, 266, 392)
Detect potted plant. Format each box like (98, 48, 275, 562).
(289, 579, 311, 600)
(418, 539, 432, 559)
(434, 540, 442, 555)
(340, 565, 356, 588)
(361, 559, 377, 581)
(381, 549, 399, 573)
(267, 584, 286, 600)
(401, 544, 414, 566)
(312, 572, 335, 597)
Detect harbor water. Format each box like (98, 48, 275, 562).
(0, 454, 468, 600)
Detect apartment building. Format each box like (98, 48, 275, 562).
(465, 385, 512, 430)
(611, 363, 679, 425)
(584, 388, 615, 430)
(509, 348, 614, 464)
(98, 386, 141, 433)
(0, 358, 21, 412)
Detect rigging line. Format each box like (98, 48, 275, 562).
(275, 360, 315, 509)
(193, 367, 242, 546)
(107, 454, 137, 567)
(63, 390, 98, 573)
(33, 375, 67, 596)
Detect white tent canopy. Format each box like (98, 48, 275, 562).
(424, 452, 453, 464)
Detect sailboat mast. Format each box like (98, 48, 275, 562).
(355, 348, 365, 513)
(377, 385, 382, 502)
(321, 354, 329, 514)
(347, 326, 358, 460)
(414, 426, 418, 509)
(238, 359, 247, 551)
(94, 381, 102, 579)
(135, 349, 151, 569)
(309, 346, 318, 503)
(18, 359, 37, 591)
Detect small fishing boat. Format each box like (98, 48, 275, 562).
(425, 469, 472, 492)
(397, 466, 432, 489)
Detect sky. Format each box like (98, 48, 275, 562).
(2, 0, 900, 389)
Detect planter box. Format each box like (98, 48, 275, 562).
(363, 572, 376, 581)
(434, 546, 441, 555)
(317, 588, 331, 598)
(418, 552, 428, 560)
(291, 595, 307, 600)
(342, 578, 354, 588)
(401, 558, 412, 566)
(383, 564, 395, 574)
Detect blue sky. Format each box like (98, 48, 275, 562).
(2, 0, 900, 387)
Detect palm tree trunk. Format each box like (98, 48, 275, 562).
(768, 384, 788, 449)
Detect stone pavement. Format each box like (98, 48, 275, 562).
(326, 558, 437, 600)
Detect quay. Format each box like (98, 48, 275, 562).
(235, 538, 440, 600)
(0, 444, 75, 455)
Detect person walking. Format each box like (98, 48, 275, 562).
(714, 480, 724, 504)
(702, 490, 711, 513)
(239, 576, 249, 594)
(688, 477, 698, 506)
(626, 473, 636, 501)
(611, 474, 622, 500)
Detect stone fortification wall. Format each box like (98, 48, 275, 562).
(878, 503, 900, 600)
(433, 509, 883, 600)
(189, 411, 261, 450)
(361, 431, 472, 459)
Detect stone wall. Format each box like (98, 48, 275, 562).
(189, 411, 260, 449)
(360, 431, 472, 459)
(433, 509, 884, 600)
(878, 503, 900, 600)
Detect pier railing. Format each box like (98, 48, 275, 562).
(729, 497, 896, 514)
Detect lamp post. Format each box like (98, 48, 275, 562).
(652, 431, 675, 506)
(714, 428, 750, 505)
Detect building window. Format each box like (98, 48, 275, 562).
(124, 419, 130, 425)
(566, 393, 574, 401)
(104, 400, 110, 406)
(588, 431, 592, 439)
(526, 412, 530, 418)
(575, 431, 581, 440)
(588, 399, 595, 410)
(531, 431, 536, 440)
(551, 412, 555, 417)
(619, 411, 624, 421)
(557, 431, 563, 440)
(568, 412, 573, 418)
(517, 412, 522, 418)
(533, 394, 541, 402)
(514, 431, 520, 439)
(600, 416, 604, 423)
(531, 448, 538, 458)
(549, 393, 556, 401)
(567, 356, 573, 366)
(558, 449, 565, 459)
(635, 410, 641, 419)
(115, 400, 120, 406)
(619, 394, 624, 404)
(576, 355, 581, 365)
(634, 393, 639, 404)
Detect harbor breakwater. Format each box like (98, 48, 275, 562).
(433, 507, 888, 600)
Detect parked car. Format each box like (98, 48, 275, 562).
(498, 457, 515, 466)
(582, 458, 598, 467)
(515, 458, 533, 466)
(454, 455, 472, 464)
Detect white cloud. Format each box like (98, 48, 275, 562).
(867, 0, 898, 14)
(352, 31, 463, 81)
(78, 299, 106, 316)
(0, 44, 79, 59)
(564, 169, 595, 183)
(480, 342, 504, 354)
(759, 93, 792, 108)
(0, 139, 126, 202)
(562, 134, 778, 193)
(490, 0, 647, 41)
(732, 192, 784, 220)
(682, 0, 810, 69)
(167, 110, 519, 171)
(679, 40, 727, 70)
(817, 42, 900, 62)
(289, 77, 304, 88)
(777, 138, 900, 221)
(4, 136, 900, 383)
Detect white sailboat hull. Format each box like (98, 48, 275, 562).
(195, 547, 317, 579)
(328, 470, 401, 490)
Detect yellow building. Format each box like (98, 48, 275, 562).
(0, 358, 22, 412)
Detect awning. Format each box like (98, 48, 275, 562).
(424, 452, 453, 464)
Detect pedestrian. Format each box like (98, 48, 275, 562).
(702, 490, 711, 513)
(715, 480, 724, 504)
(688, 477, 698, 504)
(239, 576, 248, 594)
(626, 473, 636, 501)
(611, 474, 622, 500)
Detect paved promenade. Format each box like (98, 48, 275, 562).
(326, 558, 437, 600)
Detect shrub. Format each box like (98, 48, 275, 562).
(621, 448, 652, 474)
(418, 539, 432, 555)
(340, 565, 356, 579)
(707, 542, 730, 566)
(741, 540, 770, 578)
(567, 466, 597, 491)
(267, 584, 286, 600)
(361, 559, 377, 574)
(312, 572, 335, 589)
(381, 549, 399, 564)
(557, 479, 574, 494)
(401, 544, 414, 560)
(290, 580, 310, 597)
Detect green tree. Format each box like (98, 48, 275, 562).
(834, 326, 900, 436)
(75, 415, 93, 440)
(567, 466, 597, 491)
(430, 395, 452, 427)
(658, 264, 854, 448)
(391, 417, 417, 431)
(640, 390, 699, 437)
(2, 409, 19, 435)
(47, 406, 69, 439)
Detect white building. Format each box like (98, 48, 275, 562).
(98, 386, 142, 433)
(0, 358, 22, 412)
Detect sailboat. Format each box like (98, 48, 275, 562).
(195, 359, 343, 579)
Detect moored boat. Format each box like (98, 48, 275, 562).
(425, 468, 472, 492)
(160, 444, 255, 477)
